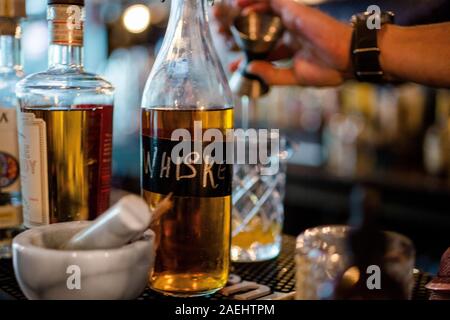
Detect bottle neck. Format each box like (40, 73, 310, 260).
(48, 44, 83, 69)
(0, 24, 22, 72)
(47, 4, 85, 69)
(144, 0, 233, 109)
(168, 0, 209, 36)
(171, 0, 208, 17)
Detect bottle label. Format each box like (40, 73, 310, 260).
(48, 4, 85, 46)
(0, 205, 22, 229)
(142, 136, 232, 197)
(0, 107, 20, 193)
(18, 112, 49, 227)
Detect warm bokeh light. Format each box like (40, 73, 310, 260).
(122, 4, 151, 34)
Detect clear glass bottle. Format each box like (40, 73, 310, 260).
(0, 0, 26, 258)
(141, 0, 234, 297)
(16, 0, 114, 228)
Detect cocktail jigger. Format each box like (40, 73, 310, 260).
(229, 12, 284, 98)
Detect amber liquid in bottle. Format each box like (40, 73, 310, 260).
(142, 107, 233, 297)
(21, 105, 113, 223)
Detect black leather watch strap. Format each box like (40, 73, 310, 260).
(351, 12, 395, 83)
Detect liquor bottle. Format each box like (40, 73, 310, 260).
(141, 0, 234, 297)
(16, 0, 114, 228)
(423, 89, 450, 177)
(0, 0, 26, 258)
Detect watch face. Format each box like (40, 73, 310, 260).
(381, 11, 395, 24)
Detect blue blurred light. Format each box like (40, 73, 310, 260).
(22, 21, 48, 74)
(26, 0, 47, 16)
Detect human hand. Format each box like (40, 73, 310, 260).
(212, 0, 272, 49)
(213, 0, 353, 86)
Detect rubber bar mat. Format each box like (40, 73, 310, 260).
(0, 235, 431, 300)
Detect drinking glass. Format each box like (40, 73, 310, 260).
(295, 225, 415, 300)
(231, 133, 288, 262)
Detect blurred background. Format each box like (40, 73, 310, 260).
(21, 0, 450, 273)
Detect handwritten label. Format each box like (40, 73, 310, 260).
(142, 136, 232, 197)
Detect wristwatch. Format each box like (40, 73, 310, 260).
(350, 11, 395, 83)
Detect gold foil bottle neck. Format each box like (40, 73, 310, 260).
(0, 0, 26, 18)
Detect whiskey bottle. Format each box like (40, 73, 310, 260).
(16, 0, 114, 228)
(141, 0, 234, 297)
(0, 0, 26, 258)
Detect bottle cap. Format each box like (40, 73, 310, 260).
(47, 0, 85, 47)
(0, 0, 26, 18)
(48, 0, 84, 5)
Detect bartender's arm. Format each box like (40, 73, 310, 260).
(214, 0, 450, 88)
